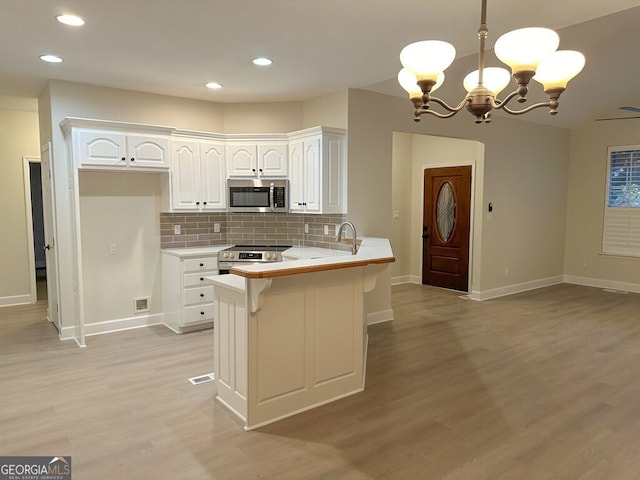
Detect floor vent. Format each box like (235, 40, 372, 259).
(188, 373, 215, 385)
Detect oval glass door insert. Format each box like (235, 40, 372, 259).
(436, 182, 456, 242)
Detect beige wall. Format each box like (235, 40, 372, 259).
(564, 119, 640, 288)
(38, 80, 352, 330)
(347, 88, 571, 300)
(302, 89, 348, 129)
(390, 133, 413, 280)
(0, 105, 40, 305)
(391, 133, 483, 287)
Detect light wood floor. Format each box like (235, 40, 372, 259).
(2, 283, 640, 479)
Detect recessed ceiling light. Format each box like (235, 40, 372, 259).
(252, 57, 273, 66)
(40, 54, 63, 63)
(205, 82, 223, 89)
(56, 14, 85, 26)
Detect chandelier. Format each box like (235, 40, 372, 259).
(397, 0, 585, 123)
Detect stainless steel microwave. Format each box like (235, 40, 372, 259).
(227, 179, 289, 213)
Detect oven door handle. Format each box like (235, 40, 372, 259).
(269, 182, 275, 212)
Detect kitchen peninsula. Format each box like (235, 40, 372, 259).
(207, 237, 394, 430)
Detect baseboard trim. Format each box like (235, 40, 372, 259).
(391, 275, 421, 286)
(367, 308, 394, 325)
(563, 275, 640, 293)
(470, 275, 564, 301)
(0, 294, 34, 307)
(84, 313, 163, 337)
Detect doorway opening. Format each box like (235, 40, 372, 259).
(23, 156, 46, 303)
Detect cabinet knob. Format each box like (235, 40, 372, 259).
(121, 157, 126, 162)
(199, 263, 204, 267)
(252, 168, 256, 172)
(130, 157, 135, 162)
(259, 168, 263, 172)
(200, 277, 204, 281)
(200, 311, 205, 315)
(196, 201, 200, 205)
(203, 202, 207, 205)
(200, 293, 205, 298)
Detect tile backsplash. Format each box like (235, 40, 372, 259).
(160, 212, 350, 251)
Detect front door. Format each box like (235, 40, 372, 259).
(422, 166, 472, 292)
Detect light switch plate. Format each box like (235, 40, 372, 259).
(174, 224, 181, 235)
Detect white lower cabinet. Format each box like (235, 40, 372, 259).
(162, 251, 219, 333)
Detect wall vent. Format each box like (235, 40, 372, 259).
(134, 297, 150, 313)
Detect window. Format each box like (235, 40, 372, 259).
(603, 146, 640, 256)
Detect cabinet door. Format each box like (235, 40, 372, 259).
(76, 129, 127, 167)
(288, 140, 305, 212)
(227, 144, 258, 176)
(258, 143, 288, 177)
(303, 137, 321, 212)
(323, 134, 346, 213)
(200, 140, 226, 210)
(171, 139, 200, 210)
(127, 133, 170, 169)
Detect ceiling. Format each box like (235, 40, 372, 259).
(2, 0, 640, 128)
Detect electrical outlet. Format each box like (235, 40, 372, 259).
(393, 210, 400, 219)
(323, 225, 329, 235)
(109, 243, 118, 255)
(504, 267, 509, 276)
(214, 223, 220, 233)
(304, 223, 309, 234)
(174, 224, 181, 235)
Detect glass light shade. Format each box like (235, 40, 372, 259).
(397, 69, 422, 99)
(463, 67, 511, 95)
(532, 50, 585, 90)
(400, 40, 456, 82)
(398, 68, 445, 97)
(494, 27, 559, 73)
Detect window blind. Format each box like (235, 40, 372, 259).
(603, 146, 640, 256)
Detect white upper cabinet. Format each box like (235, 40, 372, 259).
(257, 143, 288, 177)
(171, 137, 226, 211)
(74, 128, 169, 170)
(288, 127, 346, 214)
(227, 139, 288, 177)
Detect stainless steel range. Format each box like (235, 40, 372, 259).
(218, 245, 291, 274)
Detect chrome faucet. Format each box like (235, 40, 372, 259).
(336, 221, 358, 255)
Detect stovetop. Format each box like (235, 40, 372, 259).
(223, 244, 291, 252)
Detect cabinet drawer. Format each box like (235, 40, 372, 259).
(185, 303, 215, 325)
(184, 286, 214, 306)
(184, 257, 218, 272)
(184, 272, 217, 287)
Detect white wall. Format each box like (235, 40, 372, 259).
(0, 103, 40, 306)
(564, 118, 640, 290)
(79, 171, 165, 326)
